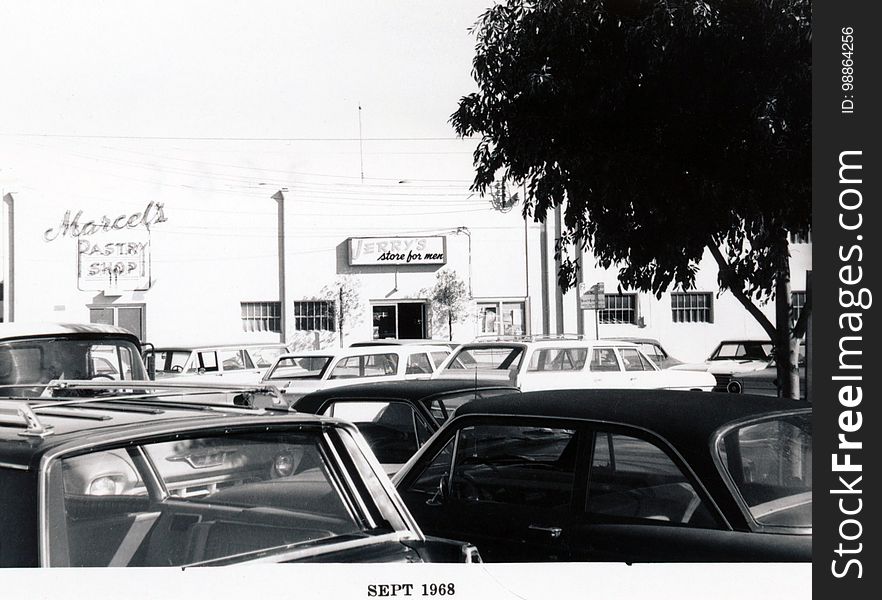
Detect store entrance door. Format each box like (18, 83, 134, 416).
(372, 303, 426, 340)
(397, 303, 425, 339)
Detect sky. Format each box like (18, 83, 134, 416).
(0, 1, 493, 191)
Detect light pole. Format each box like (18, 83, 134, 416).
(454, 226, 472, 297)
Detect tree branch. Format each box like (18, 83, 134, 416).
(707, 243, 777, 339)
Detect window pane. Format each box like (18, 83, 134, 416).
(718, 414, 811, 528)
(324, 401, 427, 464)
(589, 348, 620, 372)
(450, 424, 576, 508)
(587, 432, 714, 526)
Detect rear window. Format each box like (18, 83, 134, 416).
(266, 356, 333, 380)
(717, 413, 812, 529)
(527, 348, 588, 372)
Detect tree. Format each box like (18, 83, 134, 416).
(321, 275, 363, 346)
(428, 269, 472, 340)
(452, 0, 811, 398)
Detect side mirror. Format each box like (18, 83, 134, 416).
(141, 343, 156, 380)
(426, 473, 449, 506)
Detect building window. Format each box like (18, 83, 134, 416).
(671, 292, 714, 324)
(241, 301, 281, 333)
(791, 291, 807, 327)
(293, 301, 336, 332)
(788, 228, 812, 244)
(598, 294, 637, 325)
(477, 301, 525, 336)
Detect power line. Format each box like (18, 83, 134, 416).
(0, 131, 475, 142)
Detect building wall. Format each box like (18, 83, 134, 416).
(2, 173, 810, 358)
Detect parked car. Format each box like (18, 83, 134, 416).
(152, 343, 289, 384)
(670, 340, 774, 391)
(0, 391, 480, 567)
(294, 379, 520, 473)
(261, 345, 452, 405)
(432, 338, 715, 392)
(393, 389, 811, 562)
(0, 322, 151, 396)
(603, 337, 683, 369)
(727, 344, 807, 398)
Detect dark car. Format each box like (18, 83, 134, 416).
(294, 379, 520, 472)
(727, 343, 807, 399)
(0, 390, 479, 567)
(393, 389, 811, 562)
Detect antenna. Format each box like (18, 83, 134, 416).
(358, 104, 365, 182)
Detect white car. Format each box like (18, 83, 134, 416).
(432, 338, 715, 392)
(152, 343, 289, 385)
(669, 339, 773, 391)
(261, 344, 451, 404)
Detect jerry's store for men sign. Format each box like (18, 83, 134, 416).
(348, 236, 446, 266)
(43, 202, 166, 292)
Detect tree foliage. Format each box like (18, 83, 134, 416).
(452, 0, 811, 397)
(428, 269, 472, 340)
(321, 275, 363, 346)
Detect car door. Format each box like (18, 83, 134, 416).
(616, 347, 658, 388)
(398, 416, 586, 562)
(585, 347, 631, 388)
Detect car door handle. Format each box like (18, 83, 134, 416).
(528, 525, 563, 538)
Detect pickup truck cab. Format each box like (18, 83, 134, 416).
(0, 323, 150, 396)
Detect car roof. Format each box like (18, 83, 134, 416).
(0, 322, 140, 342)
(154, 343, 287, 352)
(0, 397, 344, 470)
(297, 378, 519, 407)
(457, 339, 639, 349)
(349, 339, 456, 347)
(277, 345, 445, 359)
(455, 389, 805, 441)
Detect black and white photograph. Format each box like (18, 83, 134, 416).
(0, 0, 877, 598)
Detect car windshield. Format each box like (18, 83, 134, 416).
(717, 412, 812, 529)
(0, 337, 146, 391)
(710, 342, 773, 361)
(265, 356, 333, 380)
(155, 350, 192, 374)
(47, 427, 399, 567)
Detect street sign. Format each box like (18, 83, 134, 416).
(579, 282, 605, 310)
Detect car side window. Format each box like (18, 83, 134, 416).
(618, 348, 653, 372)
(586, 431, 717, 527)
(429, 351, 450, 369)
(447, 424, 577, 508)
(218, 350, 246, 371)
(527, 348, 588, 372)
(406, 353, 433, 375)
(329, 354, 399, 379)
(589, 348, 621, 372)
(194, 351, 219, 373)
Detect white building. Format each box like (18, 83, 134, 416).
(0, 147, 810, 363)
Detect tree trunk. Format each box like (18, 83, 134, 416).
(448, 313, 453, 341)
(773, 238, 800, 400)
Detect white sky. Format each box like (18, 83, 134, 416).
(0, 1, 493, 191)
(0, 1, 488, 138)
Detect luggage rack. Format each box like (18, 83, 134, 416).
(37, 379, 287, 409)
(0, 399, 55, 438)
(471, 334, 586, 343)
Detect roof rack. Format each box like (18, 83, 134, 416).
(27, 379, 287, 410)
(0, 399, 55, 437)
(471, 334, 586, 343)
